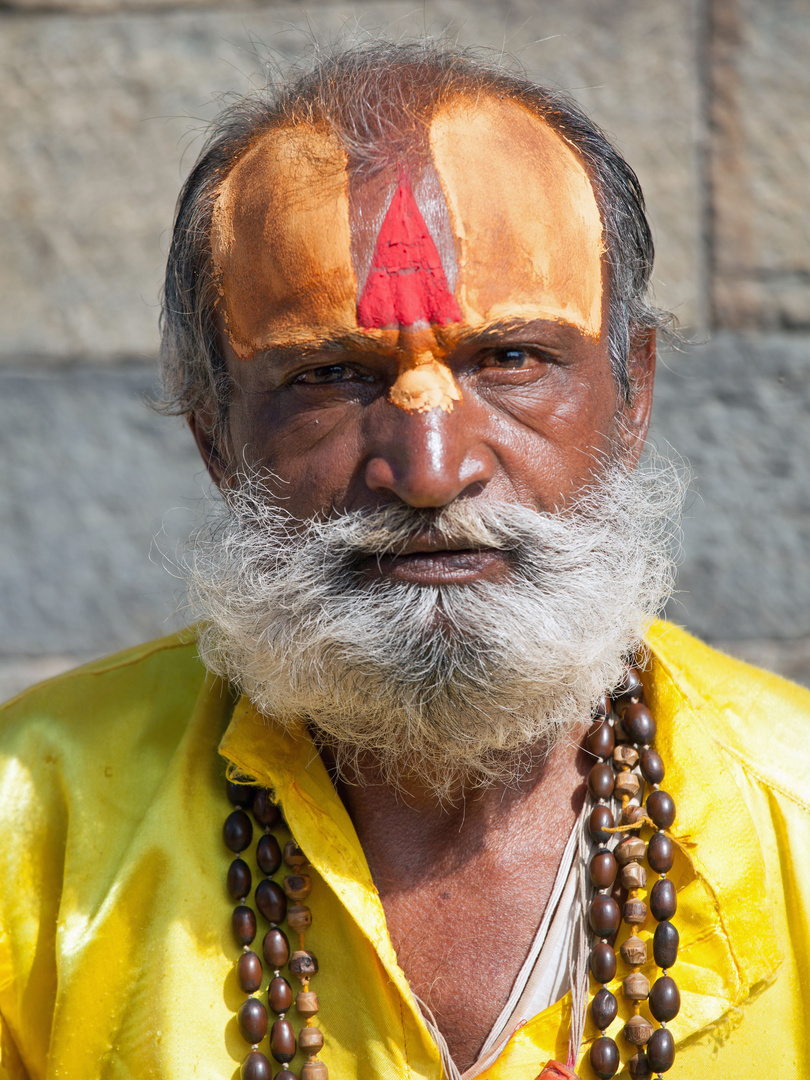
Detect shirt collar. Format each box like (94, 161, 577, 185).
(217, 619, 781, 1062)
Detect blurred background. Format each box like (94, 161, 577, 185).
(1, 0, 809, 698)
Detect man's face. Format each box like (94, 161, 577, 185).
(199, 93, 654, 586)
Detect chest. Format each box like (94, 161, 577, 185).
(378, 843, 572, 1072)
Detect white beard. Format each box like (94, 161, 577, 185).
(185, 457, 686, 800)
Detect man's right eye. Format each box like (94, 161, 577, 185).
(293, 364, 355, 384)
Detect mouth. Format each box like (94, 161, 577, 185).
(357, 543, 512, 585)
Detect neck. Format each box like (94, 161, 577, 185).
(329, 731, 591, 886)
(320, 729, 591, 1070)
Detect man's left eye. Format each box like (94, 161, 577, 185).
(485, 349, 538, 369)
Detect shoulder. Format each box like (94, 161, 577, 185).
(0, 629, 218, 792)
(647, 619, 810, 810)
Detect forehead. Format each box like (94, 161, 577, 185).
(211, 95, 604, 358)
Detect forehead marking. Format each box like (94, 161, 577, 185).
(357, 172, 462, 329)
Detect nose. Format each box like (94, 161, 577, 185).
(364, 405, 495, 508)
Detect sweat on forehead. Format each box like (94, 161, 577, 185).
(210, 94, 605, 362)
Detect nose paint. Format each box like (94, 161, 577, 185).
(357, 172, 462, 413)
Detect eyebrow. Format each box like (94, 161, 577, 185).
(256, 316, 573, 364)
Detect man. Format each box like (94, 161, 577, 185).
(1, 41, 808, 1080)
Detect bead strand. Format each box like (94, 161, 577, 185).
(282, 841, 327, 1080)
(617, 670, 680, 1079)
(225, 781, 273, 1080)
(585, 695, 621, 1080)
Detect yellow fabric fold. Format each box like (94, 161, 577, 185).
(0, 621, 807, 1079)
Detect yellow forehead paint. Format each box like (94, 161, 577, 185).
(211, 125, 357, 360)
(429, 95, 604, 338)
(210, 98, 604, 417)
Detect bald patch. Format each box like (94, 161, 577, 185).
(211, 125, 357, 359)
(429, 95, 604, 337)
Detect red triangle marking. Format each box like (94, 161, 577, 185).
(356, 174, 462, 328)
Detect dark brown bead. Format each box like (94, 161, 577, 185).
(224, 810, 254, 853)
(275, 1072, 298, 1080)
(252, 789, 280, 827)
(585, 719, 615, 759)
(241, 1050, 273, 1080)
(255, 879, 287, 924)
(628, 1050, 653, 1079)
(623, 898, 648, 926)
(590, 850, 618, 889)
(238, 997, 268, 1043)
(228, 858, 252, 901)
(270, 1018, 297, 1063)
(640, 748, 665, 785)
(228, 780, 256, 807)
(591, 987, 618, 1029)
(650, 975, 681, 1021)
(623, 703, 656, 745)
(588, 762, 615, 800)
(256, 833, 282, 877)
(591, 941, 618, 983)
(263, 927, 290, 969)
(649, 877, 677, 922)
(237, 950, 263, 993)
(289, 950, 319, 979)
(233, 905, 257, 946)
(647, 831, 674, 874)
(623, 1014, 654, 1046)
(593, 694, 609, 719)
(287, 904, 313, 932)
(647, 1026, 676, 1072)
(269, 975, 294, 1014)
(615, 836, 647, 866)
(613, 668, 645, 713)
(613, 718, 630, 743)
(283, 841, 308, 869)
(589, 895, 621, 937)
(646, 789, 676, 830)
(590, 1036, 620, 1079)
(589, 805, 615, 843)
(653, 920, 680, 969)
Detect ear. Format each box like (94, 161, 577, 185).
(188, 408, 230, 488)
(618, 330, 656, 466)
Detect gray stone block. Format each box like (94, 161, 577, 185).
(0, 0, 702, 365)
(654, 332, 810, 641)
(709, 0, 810, 329)
(0, 365, 203, 655)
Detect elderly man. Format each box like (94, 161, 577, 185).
(1, 42, 808, 1080)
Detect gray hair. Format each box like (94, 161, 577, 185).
(157, 39, 672, 444)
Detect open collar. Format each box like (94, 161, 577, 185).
(217, 620, 782, 1071)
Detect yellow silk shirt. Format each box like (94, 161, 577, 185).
(0, 621, 808, 1079)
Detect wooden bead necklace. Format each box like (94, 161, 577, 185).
(585, 667, 680, 1080)
(222, 663, 679, 1080)
(224, 782, 328, 1080)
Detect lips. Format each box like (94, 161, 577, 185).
(358, 546, 510, 585)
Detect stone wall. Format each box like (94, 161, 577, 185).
(2, 0, 809, 698)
